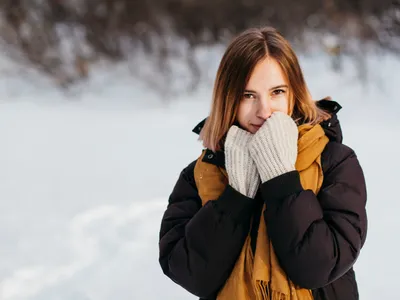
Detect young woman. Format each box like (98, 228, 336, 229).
(158, 26, 367, 300)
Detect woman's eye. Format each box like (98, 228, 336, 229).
(244, 93, 256, 99)
(272, 89, 285, 95)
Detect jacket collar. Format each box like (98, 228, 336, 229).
(317, 99, 343, 143)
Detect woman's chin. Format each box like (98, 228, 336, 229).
(250, 124, 261, 133)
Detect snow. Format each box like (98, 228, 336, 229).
(0, 47, 398, 299)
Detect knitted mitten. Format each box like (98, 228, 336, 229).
(249, 112, 298, 183)
(225, 125, 260, 198)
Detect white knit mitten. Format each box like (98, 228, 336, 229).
(249, 112, 298, 183)
(225, 126, 260, 198)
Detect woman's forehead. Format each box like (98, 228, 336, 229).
(246, 58, 288, 89)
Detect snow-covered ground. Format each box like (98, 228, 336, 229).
(0, 48, 398, 299)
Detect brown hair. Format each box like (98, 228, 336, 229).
(200, 26, 331, 152)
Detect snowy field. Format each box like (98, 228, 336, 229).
(0, 49, 398, 299)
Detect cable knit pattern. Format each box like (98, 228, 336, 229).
(225, 125, 260, 198)
(249, 112, 298, 183)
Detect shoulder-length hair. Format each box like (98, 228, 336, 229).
(200, 26, 331, 152)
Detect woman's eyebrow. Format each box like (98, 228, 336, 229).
(269, 84, 288, 90)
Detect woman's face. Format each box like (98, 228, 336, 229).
(237, 57, 290, 134)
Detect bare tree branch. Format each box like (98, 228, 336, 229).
(0, 0, 397, 93)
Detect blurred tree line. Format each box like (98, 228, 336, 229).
(0, 0, 398, 90)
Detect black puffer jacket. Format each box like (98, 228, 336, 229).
(159, 100, 368, 300)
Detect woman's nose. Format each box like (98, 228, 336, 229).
(256, 99, 272, 120)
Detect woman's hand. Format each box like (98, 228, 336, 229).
(249, 112, 298, 183)
(224, 125, 260, 198)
